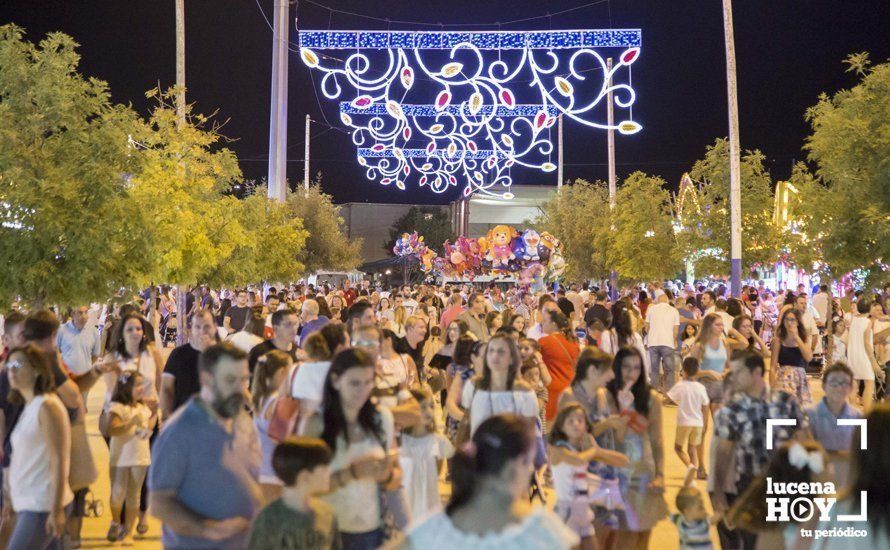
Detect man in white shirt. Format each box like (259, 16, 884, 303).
(812, 284, 830, 329)
(701, 290, 717, 316)
(645, 290, 680, 392)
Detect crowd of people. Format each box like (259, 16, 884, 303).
(0, 278, 888, 549)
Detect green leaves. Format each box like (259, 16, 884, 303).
(385, 206, 454, 256)
(677, 138, 781, 277)
(799, 55, 890, 287)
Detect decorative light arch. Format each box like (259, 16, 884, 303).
(299, 29, 642, 198)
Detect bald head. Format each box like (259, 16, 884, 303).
(300, 299, 319, 322)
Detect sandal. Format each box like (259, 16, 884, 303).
(136, 519, 150, 536)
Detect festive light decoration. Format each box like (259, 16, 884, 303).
(299, 29, 643, 197)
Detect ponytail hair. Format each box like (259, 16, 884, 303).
(251, 350, 292, 411)
(548, 309, 577, 343)
(446, 414, 535, 516)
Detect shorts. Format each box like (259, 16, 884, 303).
(699, 378, 723, 404)
(676, 425, 704, 446)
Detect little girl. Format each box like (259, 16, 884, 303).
(830, 321, 848, 365)
(549, 403, 630, 550)
(399, 388, 454, 518)
(727, 439, 833, 549)
(681, 324, 698, 357)
(106, 372, 155, 543)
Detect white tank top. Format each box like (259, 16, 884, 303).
(10, 394, 74, 512)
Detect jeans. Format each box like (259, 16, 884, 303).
(648, 345, 678, 391)
(8, 503, 73, 550)
(340, 528, 385, 550)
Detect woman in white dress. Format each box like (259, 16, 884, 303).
(397, 414, 578, 550)
(460, 335, 539, 436)
(846, 299, 883, 410)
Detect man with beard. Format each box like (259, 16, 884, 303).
(149, 342, 261, 549)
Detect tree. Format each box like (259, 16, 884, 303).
(678, 138, 781, 277)
(384, 206, 454, 255)
(536, 179, 612, 281)
(608, 172, 682, 281)
(200, 190, 309, 287)
(286, 177, 361, 274)
(128, 89, 247, 290)
(800, 53, 890, 287)
(0, 25, 151, 306)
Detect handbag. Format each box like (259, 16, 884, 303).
(587, 472, 626, 511)
(267, 366, 302, 442)
(454, 384, 476, 447)
(69, 419, 98, 491)
(98, 405, 112, 440)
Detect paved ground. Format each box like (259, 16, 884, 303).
(78, 372, 825, 549)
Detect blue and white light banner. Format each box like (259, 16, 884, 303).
(300, 28, 643, 198)
(299, 29, 642, 50)
(358, 148, 510, 159)
(340, 102, 559, 117)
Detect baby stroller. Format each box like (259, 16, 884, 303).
(160, 312, 178, 347)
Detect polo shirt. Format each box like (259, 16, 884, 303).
(149, 398, 261, 548)
(56, 321, 101, 376)
(805, 399, 862, 452)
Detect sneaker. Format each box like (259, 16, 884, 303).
(106, 522, 121, 543)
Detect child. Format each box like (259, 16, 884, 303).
(726, 439, 832, 549)
(549, 404, 629, 549)
(681, 324, 698, 356)
(521, 360, 549, 433)
(248, 437, 340, 550)
(830, 321, 848, 365)
(106, 372, 155, 543)
(399, 387, 454, 518)
(665, 357, 710, 484)
(671, 486, 713, 550)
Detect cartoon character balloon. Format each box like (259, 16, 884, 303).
(482, 225, 519, 270)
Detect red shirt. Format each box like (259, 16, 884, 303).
(539, 333, 581, 421)
(343, 288, 358, 306)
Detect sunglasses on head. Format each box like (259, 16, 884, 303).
(5, 359, 25, 370)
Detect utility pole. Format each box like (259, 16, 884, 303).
(175, 0, 188, 345)
(304, 114, 311, 191)
(268, 0, 289, 202)
(606, 57, 619, 301)
(557, 114, 564, 192)
(723, 0, 743, 297)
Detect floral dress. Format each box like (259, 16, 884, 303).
(445, 363, 474, 442)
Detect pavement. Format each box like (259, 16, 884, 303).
(77, 366, 824, 549)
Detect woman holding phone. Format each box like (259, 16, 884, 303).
(302, 348, 403, 550)
(604, 346, 667, 550)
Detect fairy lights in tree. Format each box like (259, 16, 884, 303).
(299, 29, 642, 198)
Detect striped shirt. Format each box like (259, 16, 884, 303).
(671, 514, 712, 549)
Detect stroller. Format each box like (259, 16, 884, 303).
(160, 312, 178, 347)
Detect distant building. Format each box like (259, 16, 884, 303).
(338, 202, 449, 263)
(450, 184, 555, 237)
(339, 185, 556, 264)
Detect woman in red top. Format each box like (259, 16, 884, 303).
(538, 310, 581, 422)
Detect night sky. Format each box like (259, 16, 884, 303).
(3, 1, 887, 205)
